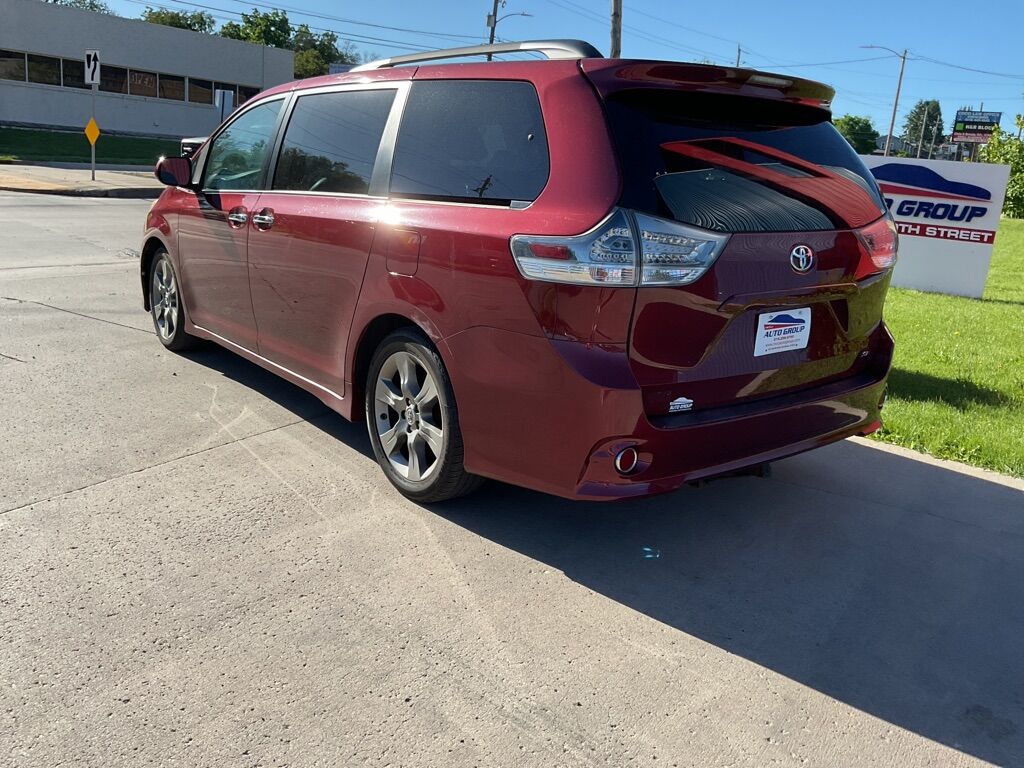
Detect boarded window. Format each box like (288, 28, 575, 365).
(27, 54, 60, 86)
(189, 78, 213, 104)
(100, 65, 128, 94)
(129, 69, 157, 97)
(0, 50, 26, 81)
(159, 74, 185, 101)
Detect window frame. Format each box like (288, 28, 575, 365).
(263, 81, 410, 200)
(197, 94, 292, 194)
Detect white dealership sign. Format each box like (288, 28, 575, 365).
(860, 156, 1010, 298)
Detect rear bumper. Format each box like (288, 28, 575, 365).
(444, 325, 891, 501)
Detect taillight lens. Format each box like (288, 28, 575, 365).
(855, 216, 898, 278)
(634, 212, 730, 286)
(511, 209, 729, 287)
(510, 209, 637, 286)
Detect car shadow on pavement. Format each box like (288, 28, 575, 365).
(434, 440, 1024, 766)
(181, 344, 375, 459)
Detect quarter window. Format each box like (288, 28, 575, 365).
(203, 100, 283, 191)
(390, 80, 549, 205)
(273, 89, 395, 195)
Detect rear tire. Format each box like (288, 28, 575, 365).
(365, 329, 483, 503)
(149, 250, 198, 351)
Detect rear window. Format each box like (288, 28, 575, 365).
(390, 80, 549, 205)
(604, 90, 886, 232)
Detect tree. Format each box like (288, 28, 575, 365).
(220, 8, 292, 49)
(46, 0, 113, 13)
(979, 116, 1024, 218)
(834, 115, 879, 155)
(291, 24, 358, 78)
(902, 99, 944, 158)
(220, 11, 358, 79)
(141, 7, 216, 33)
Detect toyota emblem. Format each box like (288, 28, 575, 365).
(790, 245, 814, 273)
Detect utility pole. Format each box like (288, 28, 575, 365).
(610, 0, 622, 58)
(863, 46, 907, 157)
(486, 0, 500, 61)
(927, 119, 941, 159)
(916, 103, 929, 158)
(735, 43, 741, 67)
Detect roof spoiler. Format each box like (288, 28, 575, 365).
(581, 60, 834, 112)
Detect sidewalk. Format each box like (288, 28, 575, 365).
(0, 162, 164, 199)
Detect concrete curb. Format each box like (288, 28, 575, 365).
(0, 184, 161, 199)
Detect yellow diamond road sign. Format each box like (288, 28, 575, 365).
(84, 118, 100, 146)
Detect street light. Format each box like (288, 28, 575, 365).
(486, 3, 533, 60)
(861, 45, 907, 157)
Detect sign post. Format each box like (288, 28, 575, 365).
(84, 49, 100, 181)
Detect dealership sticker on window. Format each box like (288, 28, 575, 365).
(754, 308, 811, 357)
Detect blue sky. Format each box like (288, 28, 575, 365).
(107, 0, 1024, 137)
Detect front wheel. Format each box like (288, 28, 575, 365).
(149, 251, 198, 351)
(365, 329, 482, 503)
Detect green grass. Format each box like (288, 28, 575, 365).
(0, 127, 179, 166)
(870, 218, 1024, 476)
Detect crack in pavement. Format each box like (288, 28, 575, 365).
(1, 295, 150, 335)
(0, 351, 27, 363)
(1, 413, 335, 516)
(0, 260, 130, 271)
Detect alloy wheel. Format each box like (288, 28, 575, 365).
(151, 259, 179, 341)
(373, 350, 444, 482)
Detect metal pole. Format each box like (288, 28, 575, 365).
(735, 44, 741, 67)
(927, 119, 940, 159)
(883, 49, 907, 157)
(486, 0, 499, 61)
(916, 103, 928, 158)
(610, 0, 622, 58)
(90, 83, 96, 181)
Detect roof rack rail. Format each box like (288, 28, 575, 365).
(351, 39, 603, 72)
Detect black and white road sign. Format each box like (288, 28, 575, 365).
(84, 50, 100, 86)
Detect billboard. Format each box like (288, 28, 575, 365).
(951, 110, 1002, 143)
(861, 156, 1010, 298)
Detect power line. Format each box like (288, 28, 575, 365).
(909, 53, 1024, 80)
(218, 0, 483, 43)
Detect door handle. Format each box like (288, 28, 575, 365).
(226, 211, 248, 226)
(251, 209, 275, 230)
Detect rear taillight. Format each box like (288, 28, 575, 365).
(511, 208, 729, 287)
(854, 216, 898, 279)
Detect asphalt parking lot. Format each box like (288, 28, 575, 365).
(1, 191, 1022, 767)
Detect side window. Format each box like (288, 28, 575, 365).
(273, 89, 396, 195)
(391, 80, 549, 205)
(203, 100, 283, 192)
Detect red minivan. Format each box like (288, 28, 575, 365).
(142, 40, 895, 502)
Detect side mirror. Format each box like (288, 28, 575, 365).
(155, 155, 193, 188)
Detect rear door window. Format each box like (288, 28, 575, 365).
(272, 88, 396, 195)
(390, 80, 549, 205)
(604, 90, 886, 232)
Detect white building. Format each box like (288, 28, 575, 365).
(0, 0, 293, 138)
